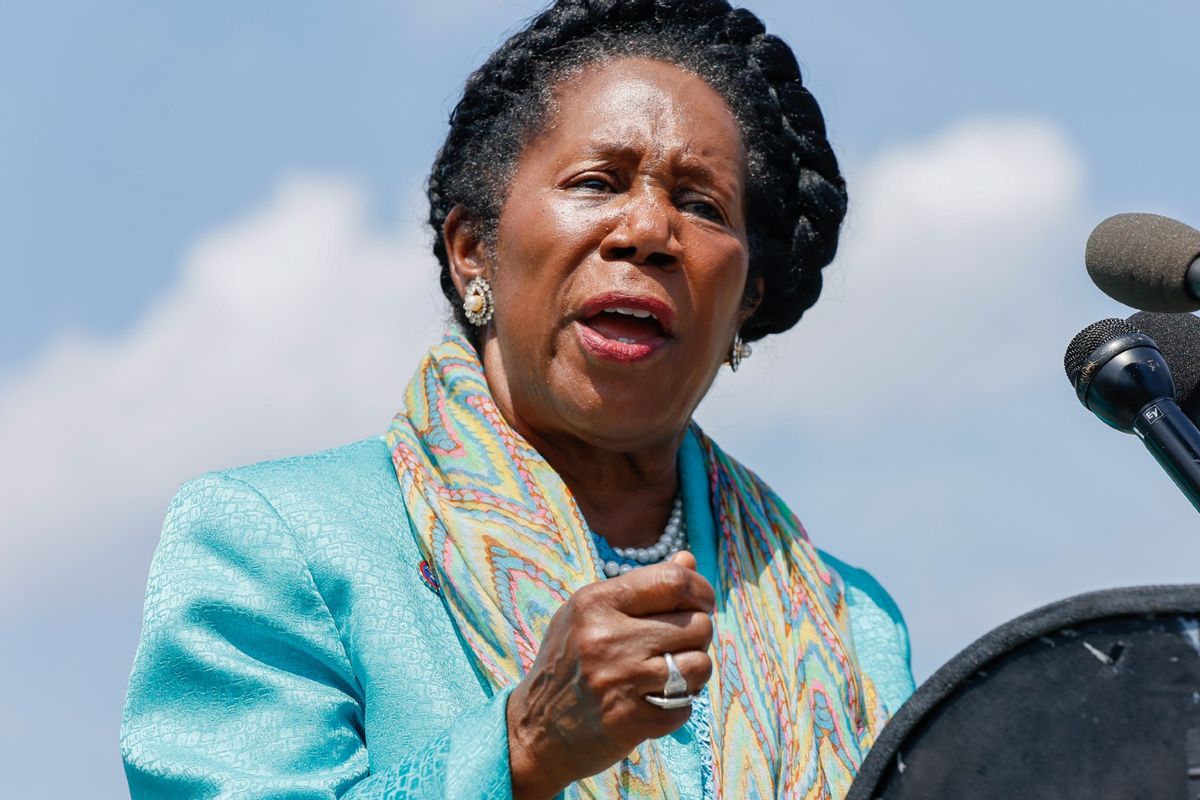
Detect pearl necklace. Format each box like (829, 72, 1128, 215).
(597, 495, 686, 578)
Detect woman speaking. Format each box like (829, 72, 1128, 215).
(121, 1, 914, 797)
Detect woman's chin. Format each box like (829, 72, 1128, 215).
(494, 327, 708, 451)
(553, 378, 694, 452)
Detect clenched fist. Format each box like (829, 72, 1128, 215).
(507, 551, 716, 800)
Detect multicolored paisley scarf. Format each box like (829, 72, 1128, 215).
(386, 329, 886, 798)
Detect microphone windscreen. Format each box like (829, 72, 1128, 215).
(1128, 311, 1200, 419)
(1064, 317, 1136, 387)
(1086, 213, 1200, 312)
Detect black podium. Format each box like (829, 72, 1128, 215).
(847, 585, 1200, 800)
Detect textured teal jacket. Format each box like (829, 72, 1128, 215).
(121, 435, 914, 798)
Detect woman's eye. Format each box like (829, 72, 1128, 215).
(574, 176, 614, 192)
(681, 198, 724, 222)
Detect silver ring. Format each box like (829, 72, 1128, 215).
(644, 693, 695, 709)
(644, 652, 694, 709)
(662, 652, 688, 697)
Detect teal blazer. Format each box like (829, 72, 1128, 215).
(121, 435, 914, 798)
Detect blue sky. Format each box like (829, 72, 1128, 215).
(4, 2, 1200, 796)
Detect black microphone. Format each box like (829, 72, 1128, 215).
(1064, 317, 1200, 512)
(1086, 213, 1200, 311)
(1126, 311, 1200, 423)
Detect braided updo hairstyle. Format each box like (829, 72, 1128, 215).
(428, 0, 846, 343)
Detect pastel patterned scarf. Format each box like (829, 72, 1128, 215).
(386, 330, 886, 798)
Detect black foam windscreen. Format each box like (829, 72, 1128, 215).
(1129, 311, 1200, 420)
(847, 585, 1200, 800)
(1086, 213, 1200, 312)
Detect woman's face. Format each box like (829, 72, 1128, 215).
(474, 57, 753, 452)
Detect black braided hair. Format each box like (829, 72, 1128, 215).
(427, 0, 846, 342)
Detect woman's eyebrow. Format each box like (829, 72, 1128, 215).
(562, 139, 743, 204)
(573, 140, 642, 163)
(573, 141, 740, 183)
(672, 157, 742, 197)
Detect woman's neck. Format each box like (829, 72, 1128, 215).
(507, 413, 684, 550)
(543, 437, 681, 551)
(481, 336, 687, 550)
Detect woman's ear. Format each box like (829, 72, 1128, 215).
(444, 205, 492, 298)
(738, 276, 765, 326)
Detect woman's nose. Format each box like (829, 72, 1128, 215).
(599, 188, 681, 269)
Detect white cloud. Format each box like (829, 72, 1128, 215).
(0, 177, 447, 611)
(698, 118, 1087, 437)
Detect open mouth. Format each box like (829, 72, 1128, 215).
(576, 300, 673, 363)
(581, 306, 667, 344)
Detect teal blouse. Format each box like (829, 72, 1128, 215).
(121, 434, 914, 798)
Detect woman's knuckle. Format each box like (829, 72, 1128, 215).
(580, 620, 626, 660)
(590, 662, 628, 695)
(585, 665, 616, 694)
(577, 626, 609, 657)
(571, 583, 600, 612)
(658, 564, 690, 595)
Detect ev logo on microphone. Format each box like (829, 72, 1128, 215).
(1143, 404, 1164, 424)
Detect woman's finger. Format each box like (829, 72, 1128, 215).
(607, 560, 715, 617)
(670, 550, 697, 571)
(625, 609, 713, 655)
(636, 649, 714, 698)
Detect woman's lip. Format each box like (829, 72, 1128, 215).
(575, 321, 668, 363)
(577, 292, 675, 335)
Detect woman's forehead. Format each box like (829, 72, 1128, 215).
(533, 57, 745, 171)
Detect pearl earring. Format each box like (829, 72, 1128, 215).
(728, 333, 751, 371)
(462, 277, 494, 327)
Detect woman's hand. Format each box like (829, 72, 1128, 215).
(506, 551, 715, 800)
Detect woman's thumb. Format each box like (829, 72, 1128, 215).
(670, 550, 697, 571)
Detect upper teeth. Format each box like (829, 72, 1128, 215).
(606, 307, 655, 319)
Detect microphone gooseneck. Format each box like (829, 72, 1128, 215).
(1065, 317, 1200, 512)
(1085, 213, 1200, 312)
